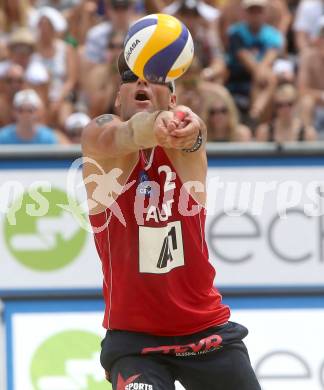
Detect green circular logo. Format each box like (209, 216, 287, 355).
(4, 187, 87, 271)
(30, 330, 110, 390)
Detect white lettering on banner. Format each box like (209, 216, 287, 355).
(0, 181, 24, 222)
(232, 308, 324, 390)
(205, 166, 324, 288)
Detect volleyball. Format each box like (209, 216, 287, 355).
(124, 13, 194, 83)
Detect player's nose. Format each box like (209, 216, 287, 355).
(136, 78, 148, 87)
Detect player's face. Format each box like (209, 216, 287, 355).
(115, 76, 176, 120)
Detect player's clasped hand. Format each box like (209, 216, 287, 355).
(154, 106, 201, 150)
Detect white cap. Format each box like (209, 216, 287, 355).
(13, 89, 42, 109)
(242, 0, 267, 9)
(65, 112, 91, 132)
(25, 61, 49, 85)
(163, 0, 220, 23)
(33, 6, 67, 33)
(272, 59, 294, 75)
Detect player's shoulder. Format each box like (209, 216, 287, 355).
(81, 114, 121, 149)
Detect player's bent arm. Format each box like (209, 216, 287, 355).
(82, 112, 163, 158)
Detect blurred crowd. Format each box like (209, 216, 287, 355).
(0, 0, 323, 145)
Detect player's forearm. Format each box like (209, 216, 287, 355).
(96, 111, 162, 157)
(124, 111, 162, 149)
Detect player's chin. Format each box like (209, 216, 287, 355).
(133, 101, 154, 112)
(133, 103, 157, 114)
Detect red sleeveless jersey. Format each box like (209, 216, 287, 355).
(89, 146, 230, 336)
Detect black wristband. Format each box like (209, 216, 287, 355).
(182, 129, 203, 153)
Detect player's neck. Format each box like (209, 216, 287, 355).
(143, 148, 152, 159)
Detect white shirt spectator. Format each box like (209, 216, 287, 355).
(293, 0, 324, 39)
(84, 22, 112, 64)
(0, 59, 48, 83)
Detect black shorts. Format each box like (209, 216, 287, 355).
(100, 321, 261, 390)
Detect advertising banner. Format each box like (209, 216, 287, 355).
(5, 297, 324, 390)
(5, 300, 107, 390)
(4, 299, 187, 390)
(1, 157, 324, 295)
(0, 165, 102, 295)
(0, 299, 6, 390)
(206, 159, 324, 291)
(226, 296, 324, 390)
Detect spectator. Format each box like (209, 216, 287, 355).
(79, 0, 137, 103)
(203, 85, 252, 141)
(0, 0, 37, 59)
(83, 0, 137, 66)
(0, 28, 51, 122)
(0, 89, 58, 144)
(0, 64, 26, 126)
(83, 30, 124, 117)
(255, 83, 317, 142)
(0, 28, 50, 80)
(219, 0, 291, 49)
(293, 0, 323, 52)
(24, 61, 50, 122)
(64, 112, 91, 143)
(226, 0, 283, 122)
(67, 0, 101, 46)
(32, 6, 77, 129)
(0, 0, 36, 38)
(298, 16, 324, 136)
(176, 56, 206, 116)
(164, 0, 225, 82)
(5, 28, 36, 71)
(272, 57, 295, 86)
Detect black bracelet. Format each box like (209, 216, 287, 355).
(182, 130, 203, 153)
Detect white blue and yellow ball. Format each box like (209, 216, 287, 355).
(124, 13, 194, 83)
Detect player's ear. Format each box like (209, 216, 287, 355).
(168, 93, 177, 110)
(115, 91, 121, 110)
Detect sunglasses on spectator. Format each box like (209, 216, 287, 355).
(209, 107, 228, 115)
(121, 70, 174, 92)
(10, 44, 34, 55)
(275, 101, 295, 109)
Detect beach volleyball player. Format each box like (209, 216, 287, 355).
(81, 17, 261, 390)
